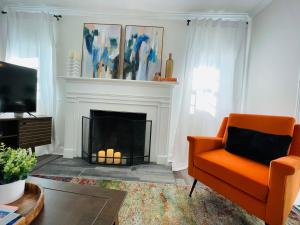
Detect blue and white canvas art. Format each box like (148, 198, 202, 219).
(82, 23, 121, 79)
(123, 26, 164, 81)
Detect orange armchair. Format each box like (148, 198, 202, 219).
(188, 114, 300, 225)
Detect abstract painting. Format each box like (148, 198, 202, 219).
(123, 26, 164, 81)
(81, 23, 121, 79)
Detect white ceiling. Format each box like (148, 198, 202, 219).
(2, 0, 269, 14)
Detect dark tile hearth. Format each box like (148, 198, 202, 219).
(32, 155, 189, 184)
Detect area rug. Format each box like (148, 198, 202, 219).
(33, 175, 300, 225)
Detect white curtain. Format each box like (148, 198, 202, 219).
(5, 11, 57, 155)
(0, 14, 7, 61)
(170, 19, 248, 171)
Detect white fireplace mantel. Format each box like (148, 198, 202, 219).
(58, 76, 177, 165)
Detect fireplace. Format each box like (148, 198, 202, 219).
(82, 110, 152, 166)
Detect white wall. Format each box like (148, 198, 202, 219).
(55, 15, 188, 148)
(245, 0, 300, 116)
(56, 15, 187, 77)
(246, 0, 300, 205)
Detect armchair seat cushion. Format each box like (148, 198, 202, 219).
(194, 149, 270, 202)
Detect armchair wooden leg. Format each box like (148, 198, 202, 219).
(189, 179, 197, 197)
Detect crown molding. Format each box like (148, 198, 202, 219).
(2, 3, 250, 21)
(249, 0, 272, 18)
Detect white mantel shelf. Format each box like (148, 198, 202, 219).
(57, 76, 179, 87)
(59, 75, 177, 165)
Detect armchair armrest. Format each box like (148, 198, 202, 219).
(266, 156, 300, 225)
(187, 136, 223, 176)
(270, 156, 300, 175)
(187, 136, 223, 153)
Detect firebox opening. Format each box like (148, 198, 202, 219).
(82, 110, 152, 166)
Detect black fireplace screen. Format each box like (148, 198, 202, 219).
(82, 110, 152, 166)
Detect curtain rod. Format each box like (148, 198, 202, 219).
(1, 11, 247, 24)
(186, 19, 249, 26)
(1, 10, 62, 20)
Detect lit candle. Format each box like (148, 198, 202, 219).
(114, 152, 121, 164)
(106, 149, 114, 164)
(98, 150, 105, 163)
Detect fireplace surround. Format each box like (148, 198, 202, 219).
(82, 110, 152, 166)
(59, 77, 177, 165)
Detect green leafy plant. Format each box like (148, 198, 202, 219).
(0, 143, 37, 185)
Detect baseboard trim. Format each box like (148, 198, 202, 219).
(63, 148, 74, 158)
(171, 163, 188, 172)
(156, 155, 169, 165)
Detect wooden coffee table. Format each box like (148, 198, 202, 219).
(26, 177, 127, 225)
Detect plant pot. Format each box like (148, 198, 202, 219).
(0, 180, 25, 204)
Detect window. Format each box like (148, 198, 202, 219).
(190, 66, 220, 117)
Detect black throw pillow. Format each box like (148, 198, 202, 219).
(225, 126, 292, 165)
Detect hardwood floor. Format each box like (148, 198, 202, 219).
(173, 169, 194, 185)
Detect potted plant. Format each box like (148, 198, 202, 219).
(0, 143, 37, 204)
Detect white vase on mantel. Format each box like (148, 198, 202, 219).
(0, 180, 25, 204)
(67, 51, 81, 77)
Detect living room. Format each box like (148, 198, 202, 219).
(0, 0, 300, 224)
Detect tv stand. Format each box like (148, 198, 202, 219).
(0, 115, 52, 150)
(25, 112, 37, 118)
(14, 112, 24, 118)
(12, 112, 37, 118)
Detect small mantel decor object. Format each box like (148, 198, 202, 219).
(67, 51, 81, 77)
(160, 77, 177, 82)
(152, 72, 161, 81)
(165, 53, 174, 78)
(0, 143, 37, 204)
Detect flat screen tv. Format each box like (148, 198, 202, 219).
(0, 61, 37, 113)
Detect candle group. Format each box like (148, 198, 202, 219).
(98, 149, 122, 164)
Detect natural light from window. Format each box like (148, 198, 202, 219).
(7, 57, 39, 69)
(190, 66, 220, 117)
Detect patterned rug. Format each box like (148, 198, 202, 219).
(33, 175, 300, 225)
